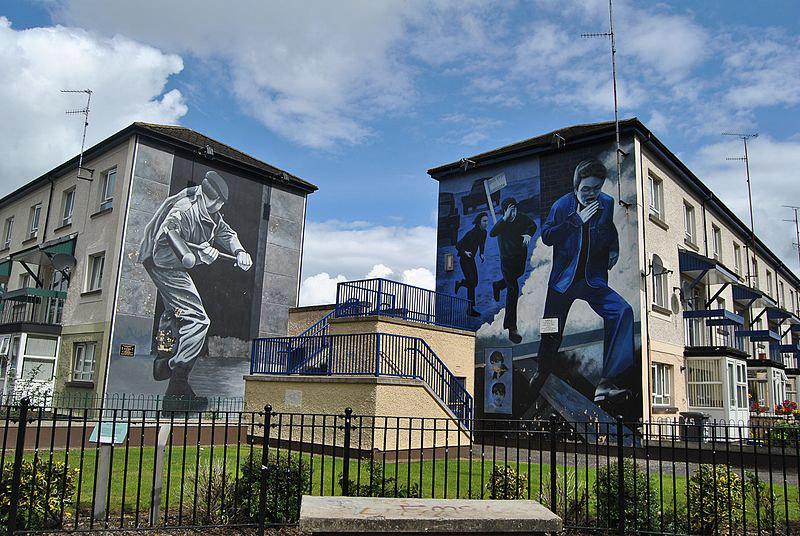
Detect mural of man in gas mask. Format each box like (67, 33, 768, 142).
(138, 170, 253, 410)
(533, 158, 634, 404)
(491, 198, 537, 344)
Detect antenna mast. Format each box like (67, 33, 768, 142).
(581, 0, 629, 208)
(784, 205, 800, 273)
(62, 89, 93, 181)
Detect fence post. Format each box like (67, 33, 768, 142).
(375, 334, 381, 377)
(258, 404, 272, 536)
(616, 416, 625, 536)
(341, 407, 353, 496)
(7, 398, 29, 536)
(549, 414, 557, 514)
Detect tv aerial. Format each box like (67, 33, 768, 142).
(62, 89, 94, 181)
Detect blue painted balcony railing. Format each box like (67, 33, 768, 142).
(251, 332, 473, 427)
(335, 278, 475, 331)
(683, 309, 746, 353)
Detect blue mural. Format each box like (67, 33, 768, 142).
(436, 141, 642, 423)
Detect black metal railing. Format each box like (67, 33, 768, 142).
(335, 278, 475, 331)
(683, 309, 747, 353)
(4, 401, 800, 535)
(251, 333, 473, 426)
(0, 288, 66, 325)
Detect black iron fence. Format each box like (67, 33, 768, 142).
(3, 401, 800, 535)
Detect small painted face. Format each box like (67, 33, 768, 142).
(479, 215, 489, 230)
(576, 176, 605, 206)
(492, 391, 505, 407)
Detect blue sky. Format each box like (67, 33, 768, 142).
(1, 1, 799, 303)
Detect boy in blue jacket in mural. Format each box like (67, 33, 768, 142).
(535, 158, 634, 404)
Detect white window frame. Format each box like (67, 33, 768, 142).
(648, 173, 664, 219)
(72, 342, 97, 382)
(735, 362, 748, 409)
(687, 358, 724, 409)
(86, 252, 105, 291)
(683, 202, 696, 244)
(3, 216, 13, 249)
(712, 225, 722, 260)
(751, 258, 759, 289)
(62, 188, 75, 226)
(651, 255, 668, 309)
(766, 270, 773, 297)
(733, 243, 741, 275)
(28, 203, 41, 238)
(651, 363, 672, 407)
(99, 168, 116, 211)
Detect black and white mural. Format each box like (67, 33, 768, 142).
(107, 141, 305, 410)
(436, 140, 643, 423)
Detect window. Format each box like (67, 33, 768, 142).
(648, 173, 664, 219)
(651, 363, 672, 406)
(87, 252, 105, 291)
(28, 203, 41, 238)
(73, 342, 97, 382)
(683, 202, 696, 244)
(712, 225, 722, 260)
(751, 258, 759, 289)
(733, 243, 742, 275)
(2, 217, 13, 249)
(61, 188, 75, 226)
(19, 273, 30, 289)
(651, 255, 669, 309)
(735, 363, 748, 409)
(766, 270, 773, 297)
(779, 281, 785, 308)
(687, 358, 723, 408)
(100, 168, 116, 210)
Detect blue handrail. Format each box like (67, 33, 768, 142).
(335, 278, 476, 331)
(251, 332, 473, 427)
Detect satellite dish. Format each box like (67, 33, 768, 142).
(52, 253, 77, 276)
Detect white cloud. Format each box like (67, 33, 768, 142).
(298, 220, 437, 305)
(0, 17, 186, 189)
(690, 135, 800, 276)
(298, 272, 347, 306)
(52, 1, 423, 150)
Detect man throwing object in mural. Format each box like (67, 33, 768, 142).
(491, 198, 537, 344)
(532, 158, 634, 405)
(139, 170, 252, 411)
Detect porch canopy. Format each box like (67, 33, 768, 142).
(679, 249, 739, 288)
(732, 283, 776, 309)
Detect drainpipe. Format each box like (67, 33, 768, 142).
(638, 138, 654, 420)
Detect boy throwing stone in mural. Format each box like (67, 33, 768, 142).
(138, 170, 252, 411)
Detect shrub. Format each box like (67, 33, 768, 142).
(745, 471, 781, 532)
(540, 467, 589, 522)
(188, 460, 233, 525)
(594, 460, 659, 534)
(339, 461, 421, 498)
(229, 452, 310, 524)
(0, 457, 77, 530)
(767, 421, 800, 448)
(687, 464, 746, 535)
(487, 465, 528, 500)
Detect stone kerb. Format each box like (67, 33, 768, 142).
(299, 495, 562, 535)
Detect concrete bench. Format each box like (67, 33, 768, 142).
(299, 496, 562, 535)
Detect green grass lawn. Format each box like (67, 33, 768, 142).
(14, 444, 800, 529)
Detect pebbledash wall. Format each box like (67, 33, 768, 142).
(105, 135, 310, 401)
(430, 132, 643, 423)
